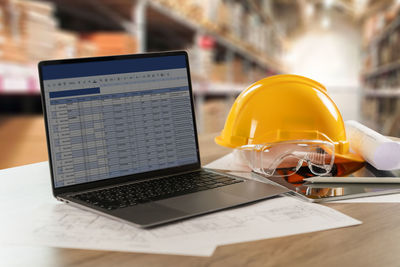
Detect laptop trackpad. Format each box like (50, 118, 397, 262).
(113, 202, 188, 226)
(157, 190, 248, 213)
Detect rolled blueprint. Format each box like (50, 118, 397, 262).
(345, 120, 400, 170)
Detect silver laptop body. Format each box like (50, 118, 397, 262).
(39, 51, 288, 228)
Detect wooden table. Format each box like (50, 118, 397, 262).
(1, 117, 400, 266)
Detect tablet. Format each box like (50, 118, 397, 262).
(256, 162, 400, 202)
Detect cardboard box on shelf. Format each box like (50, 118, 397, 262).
(231, 2, 244, 39)
(203, 99, 228, 134)
(0, 0, 18, 38)
(77, 40, 97, 58)
(196, 47, 213, 77)
(0, 8, 5, 60)
(11, 0, 56, 37)
(16, 0, 54, 16)
(251, 67, 267, 83)
(19, 10, 58, 60)
(163, 0, 186, 10)
(22, 38, 54, 61)
(0, 5, 5, 33)
(0, 35, 26, 62)
(210, 62, 227, 83)
(361, 97, 378, 124)
(216, 1, 231, 35)
(52, 31, 77, 59)
(363, 15, 376, 45)
(193, 0, 219, 25)
(166, 0, 202, 21)
(233, 59, 245, 84)
(247, 13, 259, 50)
(185, 1, 203, 22)
(154, 0, 282, 75)
(82, 32, 137, 57)
(0, 0, 59, 62)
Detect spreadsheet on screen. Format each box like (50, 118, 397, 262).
(41, 55, 198, 188)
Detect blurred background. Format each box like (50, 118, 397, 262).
(0, 0, 399, 169)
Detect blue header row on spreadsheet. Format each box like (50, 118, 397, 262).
(49, 87, 100, 98)
(41, 55, 186, 80)
(49, 86, 188, 101)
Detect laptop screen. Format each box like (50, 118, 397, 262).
(40, 54, 199, 188)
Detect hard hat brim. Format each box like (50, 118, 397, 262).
(334, 152, 364, 163)
(215, 135, 236, 148)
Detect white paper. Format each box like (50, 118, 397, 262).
(1, 161, 361, 256)
(3, 194, 361, 256)
(204, 151, 250, 172)
(4, 203, 216, 256)
(345, 120, 400, 170)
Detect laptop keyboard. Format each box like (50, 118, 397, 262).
(70, 171, 243, 210)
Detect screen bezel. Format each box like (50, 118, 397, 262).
(38, 51, 202, 196)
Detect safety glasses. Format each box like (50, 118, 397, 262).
(236, 140, 335, 177)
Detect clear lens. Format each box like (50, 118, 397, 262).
(238, 140, 335, 177)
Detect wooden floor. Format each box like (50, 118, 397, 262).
(0, 116, 230, 170)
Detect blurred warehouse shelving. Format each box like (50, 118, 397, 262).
(0, 0, 285, 132)
(361, 0, 400, 137)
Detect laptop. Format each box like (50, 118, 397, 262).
(38, 51, 288, 228)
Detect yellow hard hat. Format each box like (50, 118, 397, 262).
(215, 74, 364, 163)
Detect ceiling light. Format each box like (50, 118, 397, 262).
(322, 16, 331, 29)
(324, 0, 334, 8)
(305, 3, 315, 17)
(354, 0, 368, 13)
